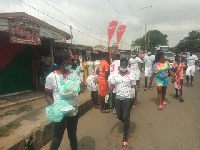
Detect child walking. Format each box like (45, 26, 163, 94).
(149, 52, 175, 110)
(172, 55, 185, 102)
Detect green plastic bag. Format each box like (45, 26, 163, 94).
(46, 100, 71, 122)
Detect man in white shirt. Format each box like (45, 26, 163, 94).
(129, 55, 143, 86)
(108, 54, 120, 113)
(106, 58, 136, 147)
(128, 54, 142, 105)
(186, 51, 199, 87)
(143, 51, 155, 91)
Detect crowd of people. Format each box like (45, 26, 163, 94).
(45, 50, 199, 149)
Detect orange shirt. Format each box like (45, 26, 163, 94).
(98, 60, 109, 79)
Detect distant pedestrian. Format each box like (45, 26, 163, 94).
(143, 51, 155, 91)
(172, 55, 185, 102)
(77, 59, 84, 93)
(106, 58, 136, 147)
(45, 50, 78, 150)
(149, 52, 175, 110)
(185, 51, 198, 87)
(128, 54, 142, 105)
(86, 73, 99, 108)
(82, 59, 88, 88)
(97, 52, 110, 113)
(108, 54, 120, 113)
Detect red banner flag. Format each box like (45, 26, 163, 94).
(117, 25, 126, 45)
(108, 21, 118, 44)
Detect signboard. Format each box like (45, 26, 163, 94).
(9, 18, 41, 45)
(108, 46, 118, 54)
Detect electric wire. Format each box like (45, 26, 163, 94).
(18, 0, 114, 45)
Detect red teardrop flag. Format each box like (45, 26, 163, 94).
(117, 25, 126, 45)
(108, 21, 118, 44)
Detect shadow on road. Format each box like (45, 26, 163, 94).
(110, 121, 136, 140)
(78, 136, 95, 150)
(149, 97, 171, 106)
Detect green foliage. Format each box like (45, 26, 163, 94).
(131, 30, 168, 51)
(174, 30, 200, 54)
(0, 122, 21, 137)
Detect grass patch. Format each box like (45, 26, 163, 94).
(0, 122, 21, 137)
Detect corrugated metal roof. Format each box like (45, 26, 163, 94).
(0, 12, 71, 40)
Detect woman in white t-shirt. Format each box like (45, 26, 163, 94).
(106, 58, 136, 147)
(45, 50, 78, 150)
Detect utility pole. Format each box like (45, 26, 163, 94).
(70, 25, 73, 44)
(145, 23, 147, 51)
(148, 36, 150, 49)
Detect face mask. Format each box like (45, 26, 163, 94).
(148, 52, 151, 55)
(132, 55, 136, 58)
(65, 65, 72, 70)
(120, 67, 128, 72)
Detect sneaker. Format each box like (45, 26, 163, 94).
(180, 98, 184, 102)
(158, 105, 163, 110)
(144, 88, 147, 91)
(162, 102, 167, 105)
(112, 107, 116, 114)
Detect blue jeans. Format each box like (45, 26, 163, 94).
(115, 98, 133, 139)
(49, 114, 78, 150)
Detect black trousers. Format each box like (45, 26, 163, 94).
(115, 98, 133, 139)
(49, 114, 78, 150)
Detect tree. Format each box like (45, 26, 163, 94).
(174, 30, 200, 54)
(131, 30, 168, 51)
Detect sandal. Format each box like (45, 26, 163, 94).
(158, 105, 163, 110)
(162, 102, 167, 105)
(123, 142, 128, 147)
(100, 110, 110, 113)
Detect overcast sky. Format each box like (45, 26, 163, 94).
(1, 0, 200, 50)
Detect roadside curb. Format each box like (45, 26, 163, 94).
(7, 99, 93, 150)
(0, 96, 44, 110)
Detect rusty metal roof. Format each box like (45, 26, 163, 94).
(0, 12, 71, 40)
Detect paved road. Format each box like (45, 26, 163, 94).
(42, 72, 200, 150)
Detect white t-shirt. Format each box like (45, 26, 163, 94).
(86, 73, 98, 84)
(111, 71, 136, 100)
(110, 60, 120, 77)
(186, 55, 198, 66)
(45, 70, 79, 115)
(143, 55, 155, 68)
(129, 57, 143, 71)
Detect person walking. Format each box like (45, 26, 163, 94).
(86, 73, 99, 108)
(172, 55, 185, 102)
(108, 54, 120, 113)
(96, 52, 110, 113)
(45, 50, 79, 150)
(185, 51, 198, 87)
(143, 51, 155, 91)
(128, 54, 142, 105)
(106, 58, 136, 147)
(82, 59, 88, 88)
(149, 52, 175, 110)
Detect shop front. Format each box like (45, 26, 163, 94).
(0, 12, 71, 95)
